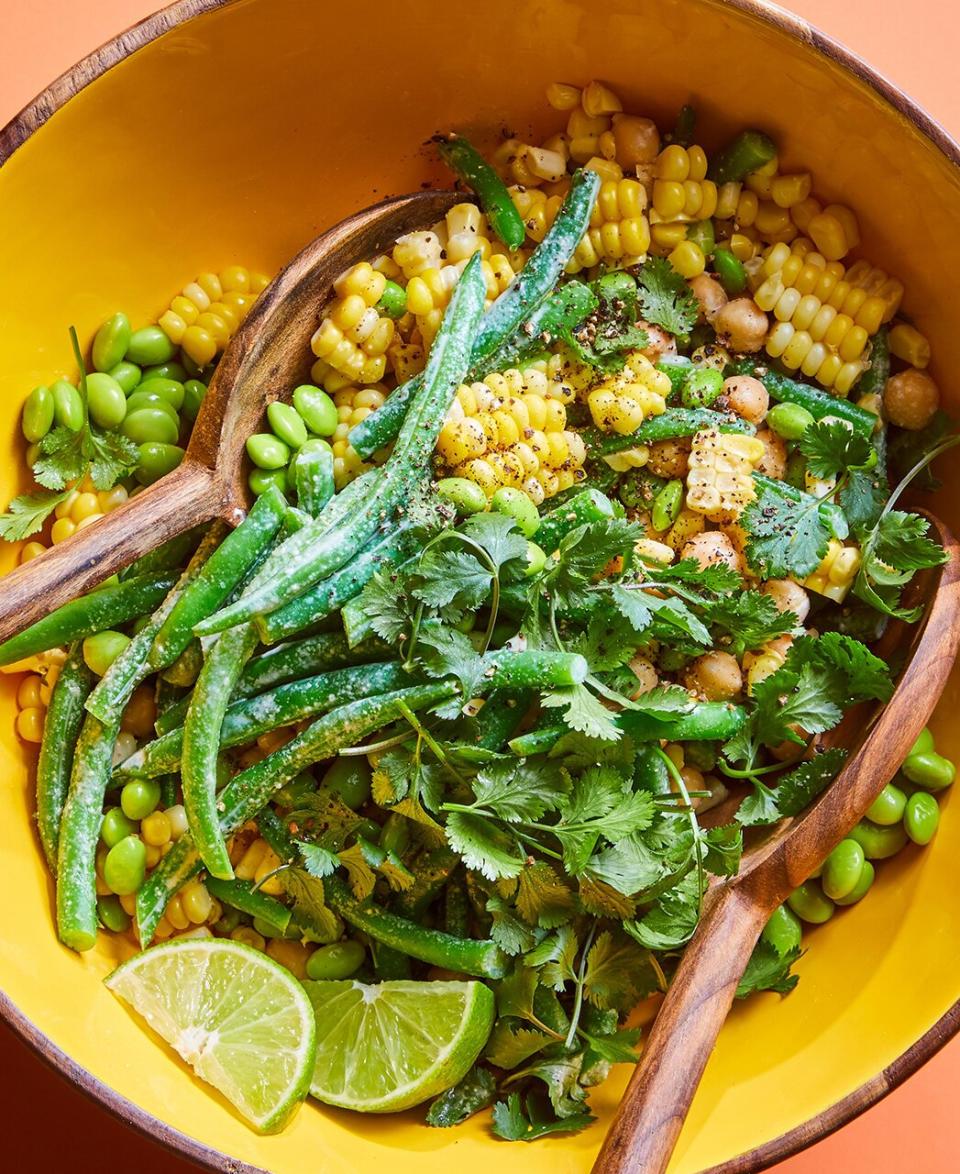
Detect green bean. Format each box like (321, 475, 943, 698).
(535, 487, 616, 554)
(349, 170, 601, 459)
(204, 877, 292, 933)
(321, 757, 372, 810)
(135, 682, 454, 943)
(471, 691, 532, 751)
(437, 134, 526, 250)
(150, 491, 286, 667)
(583, 408, 754, 458)
(237, 630, 390, 697)
(0, 572, 178, 667)
(85, 530, 222, 724)
(758, 370, 877, 438)
(117, 661, 409, 778)
(507, 721, 568, 757)
(35, 645, 96, 874)
(162, 641, 202, 687)
(195, 255, 486, 637)
(324, 875, 507, 979)
(444, 879, 470, 938)
(157, 775, 178, 810)
(482, 279, 598, 373)
(708, 130, 777, 184)
(753, 473, 849, 541)
(656, 356, 694, 397)
(256, 805, 298, 863)
(119, 530, 198, 582)
(291, 441, 335, 517)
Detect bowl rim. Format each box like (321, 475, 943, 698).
(2, 0, 959, 1170)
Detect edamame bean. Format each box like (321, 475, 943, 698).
(712, 247, 746, 295)
(182, 379, 207, 422)
(120, 779, 162, 821)
(491, 487, 540, 537)
(292, 385, 338, 436)
(908, 728, 935, 758)
(92, 313, 132, 372)
(525, 541, 546, 576)
(108, 361, 141, 394)
(125, 392, 179, 423)
(321, 757, 372, 810)
(181, 353, 207, 380)
(246, 433, 290, 470)
(436, 476, 488, 516)
(376, 280, 407, 319)
(306, 939, 366, 980)
(83, 631, 131, 676)
(268, 401, 308, 449)
(651, 479, 683, 531)
(767, 402, 815, 440)
(51, 379, 84, 431)
(687, 219, 715, 256)
(848, 818, 908, 860)
(681, 367, 724, 409)
(137, 377, 185, 411)
(352, 817, 381, 844)
(865, 783, 907, 826)
(821, 838, 866, 901)
(248, 467, 289, 497)
(835, 860, 875, 906)
(787, 881, 835, 924)
(273, 772, 317, 807)
(136, 442, 185, 485)
(100, 807, 137, 849)
(97, 894, 132, 933)
(125, 325, 176, 366)
(86, 373, 127, 429)
(902, 751, 955, 792)
(122, 408, 180, 446)
(761, 904, 802, 954)
(22, 386, 54, 442)
(141, 361, 188, 384)
(103, 834, 147, 895)
(904, 791, 940, 845)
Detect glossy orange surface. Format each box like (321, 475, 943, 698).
(2, 2, 960, 1171)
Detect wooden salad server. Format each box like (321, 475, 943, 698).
(593, 514, 960, 1174)
(0, 191, 460, 645)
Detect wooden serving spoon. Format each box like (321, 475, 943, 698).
(593, 514, 960, 1174)
(0, 190, 461, 645)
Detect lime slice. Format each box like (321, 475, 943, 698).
(105, 938, 317, 1133)
(304, 978, 494, 1113)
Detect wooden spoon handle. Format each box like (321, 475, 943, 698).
(593, 886, 768, 1174)
(0, 460, 222, 643)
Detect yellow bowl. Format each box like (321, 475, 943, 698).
(2, 1, 960, 1170)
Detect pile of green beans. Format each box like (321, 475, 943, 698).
(782, 726, 955, 929)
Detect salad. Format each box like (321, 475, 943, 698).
(1, 78, 957, 1141)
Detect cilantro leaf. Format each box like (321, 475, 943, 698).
(487, 896, 538, 955)
(278, 870, 342, 943)
(635, 256, 699, 337)
(445, 812, 525, 880)
(787, 632, 892, 707)
(610, 582, 653, 633)
(624, 872, 700, 951)
(542, 518, 642, 612)
(583, 930, 658, 1010)
(579, 1027, 643, 1065)
(515, 861, 576, 928)
(426, 1066, 497, 1128)
(583, 833, 664, 896)
(526, 923, 579, 989)
(706, 591, 797, 656)
(798, 420, 874, 480)
(737, 748, 847, 827)
(701, 824, 742, 877)
(484, 1023, 552, 1069)
(32, 426, 86, 489)
(412, 548, 492, 609)
(467, 759, 570, 824)
(646, 558, 742, 592)
(296, 840, 339, 878)
(337, 842, 377, 899)
(355, 570, 410, 643)
(462, 511, 529, 571)
(854, 509, 947, 620)
(417, 622, 484, 703)
(577, 874, 638, 920)
(751, 662, 843, 748)
(838, 468, 887, 536)
(0, 487, 70, 540)
(491, 1092, 594, 1141)
(742, 484, 830, 579)
(887, 409, 954, 491)
(554, 768, 655, 873)
(86, 427, 138, 489)
(735, 940, 801, 998)
(542, 683, 620, 741)
(628, 684, 695, 718)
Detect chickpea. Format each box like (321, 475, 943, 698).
(638, 320, 678, 362)
(681, 531, 744, 574)
(689, 274, 728, 325)
(611, 113, 660, 166)
(713, 297, 769, 353)
(762, 578, 810, 622)
(684, 651, 743, 701)
(755, 428, 787, 479)
(628, 655, 658, 696)
(884, 368, 939, 431)
(647, 437, 690, 478)
(723, 375, 769, 425)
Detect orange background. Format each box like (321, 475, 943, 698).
(0, 1, 956, 1171)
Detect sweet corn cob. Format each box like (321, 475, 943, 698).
(158, 266, 270, 367)
(685, 429, 766, 522)
(438, 364, 586, 504)
(330, 384, 388, 487)
(754, 242, 890, 332)
(310, 262, 395, 384)
(803, 539, 861, 602)
(586, 350, 670, 434)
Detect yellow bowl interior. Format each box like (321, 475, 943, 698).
(2, 0, 960, 1170)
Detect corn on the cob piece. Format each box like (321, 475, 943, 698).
(310, 262, 395, 385)
(803, 539, 861, 602)
(158, 266, 270, 367)
(685, 429, 766, 522)
(754, 242, 889, 331)
(586, 350, 670, 434)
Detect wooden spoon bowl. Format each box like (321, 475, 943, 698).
(0, 190, 460, 645)
(594, 513, 960, 1173)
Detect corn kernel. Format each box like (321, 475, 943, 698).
(141, 811, 172, 847)
(16, 706, 44, 742)
(546, 81, 581, 110)
(17, 674, 43, 709)
(669, 240, 705, 278)
(50, 517, 75, 545)
(888, 323, 931, 369)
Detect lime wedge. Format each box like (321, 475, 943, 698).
(304, 978, 494, 1113)
(105, 939, 317, 1133)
